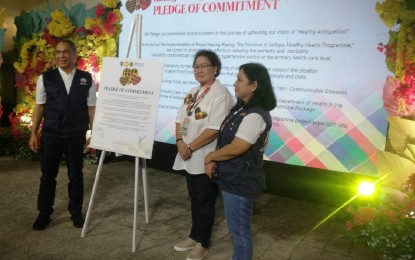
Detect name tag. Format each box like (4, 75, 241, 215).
(180, 118, 190, 136)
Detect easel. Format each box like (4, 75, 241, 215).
(81, 15, 148, 253)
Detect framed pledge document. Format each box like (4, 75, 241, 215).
(90, 57, 164, 159)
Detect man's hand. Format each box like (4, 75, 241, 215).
(84, 136, 91, 153)
(29, 104, 44, 153)
(29, 134, 39, 153)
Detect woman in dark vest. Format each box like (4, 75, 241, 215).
(204, 63, 277, 260)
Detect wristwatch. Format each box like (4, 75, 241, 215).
(187, 143, 194, 153)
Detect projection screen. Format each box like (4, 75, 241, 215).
(118, 0, 390, 176)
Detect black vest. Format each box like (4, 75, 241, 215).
(42, 69, 92, 137)
(215, 106, 272, 198)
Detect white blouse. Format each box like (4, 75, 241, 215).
(173, 80, 235, 174)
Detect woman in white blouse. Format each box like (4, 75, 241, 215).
(173, 50, 234, 260)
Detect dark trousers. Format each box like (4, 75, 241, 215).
(186, 173, 218, 249)
(37, 135, 85, 216)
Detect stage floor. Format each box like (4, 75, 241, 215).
(0, 156, 381, 259)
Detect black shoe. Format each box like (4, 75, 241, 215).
(71, 213, 84, 228)
(33, 214, 51, 230)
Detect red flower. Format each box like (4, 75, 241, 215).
(347, 206, 377, 226)
(103, 22, 115, 35)
(77, 58, 87, 71)
(377, 43, 384, 52)
(27, 82, 36, 93)
(35, 54, 47, 74)
(41, 29, 60, 46)
(88, 54, 100, 73)
(75, 27, 91, 38)
(106, 12, 117, 24)
(8, 112, 23, 142)
(407, 173, 415, 189)
(15, 82, 27, 90)
(91, 24, 103, 35)
(345, 220, 353, 231)
(383, 209, 398, 223)
(96, 4, 105, 17)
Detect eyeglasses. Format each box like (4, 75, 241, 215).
(55, 50, 74, 56)
(193, 64, 213, 70)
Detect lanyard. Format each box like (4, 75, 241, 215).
(186, 81, 214, 116)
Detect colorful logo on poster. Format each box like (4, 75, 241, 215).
(125, 0, 151, 13)
(119, 61, 142, 86)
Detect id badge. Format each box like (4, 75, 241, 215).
(180, 118, 190, 136)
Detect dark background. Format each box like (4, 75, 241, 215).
(144, 141, 377, 206)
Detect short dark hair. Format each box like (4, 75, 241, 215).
(239, 63, 276, 111)
(57, 39, 77, 53)
(193, 50, 222, 77)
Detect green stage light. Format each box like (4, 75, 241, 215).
(358, 181, 375, 196)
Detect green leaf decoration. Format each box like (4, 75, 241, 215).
(57, 4, 71, 18)
(31, 12, 40, 33)
(37, 11, 52, 31)
(13, 2, 104, 41)
(71, 4, 96, 28)
(0, 29, 6, 51)
(14, 11, 32, 40)
(14, 10, 51, 41)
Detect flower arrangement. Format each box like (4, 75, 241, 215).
(346, 173, 415, 259)
(376, 0, 415, 115)
(7, 0, 123, 160)
(345, 2, 415, 257)
(0, 7, 5, 52)
(48, 10, 76, 38)
(0, 7, 6, 124)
